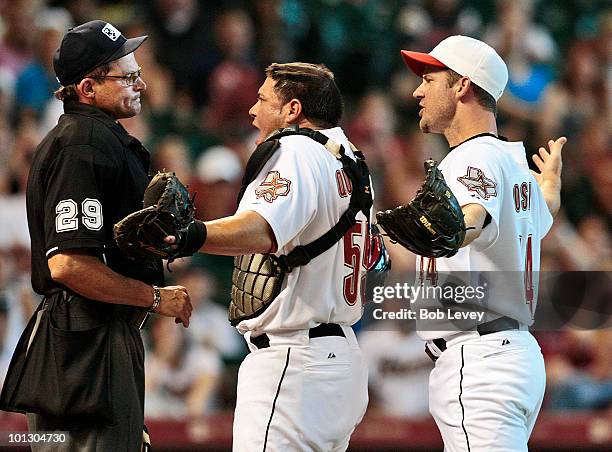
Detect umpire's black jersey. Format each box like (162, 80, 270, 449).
(27, 101, 163, 295)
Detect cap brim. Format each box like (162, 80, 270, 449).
(400, 50, 446, 77)
(102, 35, 148, 65)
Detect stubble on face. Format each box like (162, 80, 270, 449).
(420, 100, 456, 134)
(125, 94, 142, 116)
(417, 68, 457, 135)
(95, 54, 144, 120)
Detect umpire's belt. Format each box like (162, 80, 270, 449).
(250, 323, 345, 350)
(425, 316, 519, 362)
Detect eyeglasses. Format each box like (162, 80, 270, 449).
(93, 67, 142, 86)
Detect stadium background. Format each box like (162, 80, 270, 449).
(0, 0, 609, 450)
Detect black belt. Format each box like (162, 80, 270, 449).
(250, 323, 345, 350)
(425, 316, 519, 362)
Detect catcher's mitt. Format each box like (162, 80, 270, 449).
(114, 171, 205, 261)
(376, 159, 466, 258)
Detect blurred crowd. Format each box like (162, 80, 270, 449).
(0, 0, 609, 421)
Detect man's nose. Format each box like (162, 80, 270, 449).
(135, 77, 146, 91)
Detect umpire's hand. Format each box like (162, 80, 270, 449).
(158, 285, 192, 328)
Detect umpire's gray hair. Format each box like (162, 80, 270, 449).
(54, 62, 114, 102)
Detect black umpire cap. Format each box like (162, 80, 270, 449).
(53, 20, 148, 86)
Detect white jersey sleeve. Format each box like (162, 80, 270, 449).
(533, 181, 554, 240)
(416, 136, 554, 335)
(236, 136, 320, 249)
(232, 127, 368, 334)
(439, 143, 504, 251)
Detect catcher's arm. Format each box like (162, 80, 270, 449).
(531, 137, 566, 217)
(165, 210, 277, 256)
(115, 172, 277, 260)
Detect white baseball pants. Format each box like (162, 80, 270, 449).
(233, 326, 368, 451)
(429, 331, 546, 452)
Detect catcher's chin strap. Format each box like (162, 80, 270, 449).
(237, 125, 373, 273)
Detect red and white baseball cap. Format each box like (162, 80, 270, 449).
(401, 35, 508, 101)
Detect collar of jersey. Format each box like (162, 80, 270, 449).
(63, 100, 135, 147)
(449, 132, 508, 151)
(318, 126, 344, 141)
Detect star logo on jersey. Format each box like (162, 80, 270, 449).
(457, 167, 497, 200)
(255, 171, 291, 203)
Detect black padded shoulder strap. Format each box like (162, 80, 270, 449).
(237, 126, 341, 205)
(269, 125, 328, 146)
(236, 139, 280, 205)
(236, 126, 372, 272)
(282, 143, 372, 271)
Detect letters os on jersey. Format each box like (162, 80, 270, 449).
(235, 127, 372, 335)
(417, 136, 553, 339)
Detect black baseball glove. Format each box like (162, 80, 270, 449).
(376, 159, 467, 258)
(114, 171, 205, 261)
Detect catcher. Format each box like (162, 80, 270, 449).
(115, 62, 396, 451)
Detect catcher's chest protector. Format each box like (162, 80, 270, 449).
(229, 253, 285, 325)
(228, 127, 372, 326)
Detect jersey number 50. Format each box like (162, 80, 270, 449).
(343, 221, 367, 306)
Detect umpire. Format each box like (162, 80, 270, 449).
(0, 21, 192, 451)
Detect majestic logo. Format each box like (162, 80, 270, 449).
(102, 23, 121, 41)
(255, 171, 291, 203)
(457, 167, 497, 200)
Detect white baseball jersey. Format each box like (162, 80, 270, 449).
(235, 127, 370, 335)
(417, 135, 553, 340)
(232, 127, 370, 451)
(417, 135, 551, 452)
